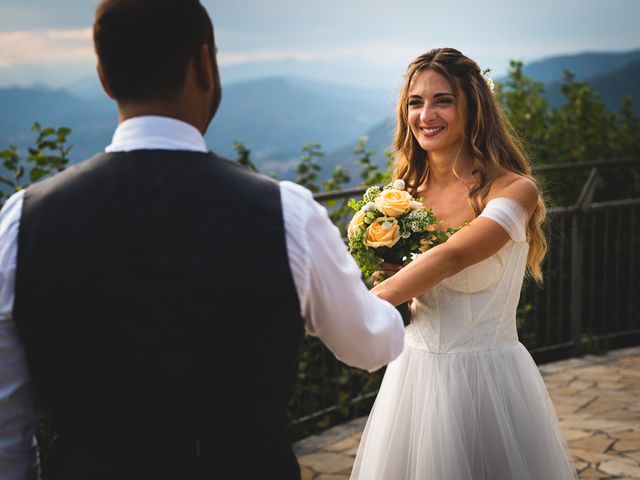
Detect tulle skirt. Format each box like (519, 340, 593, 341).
(350, 343, 578, 480)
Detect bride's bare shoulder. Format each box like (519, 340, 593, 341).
(487, 172, 539, 218)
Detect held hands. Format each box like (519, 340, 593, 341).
(372, 262, 404, 287)
(372, 262, 414, 320)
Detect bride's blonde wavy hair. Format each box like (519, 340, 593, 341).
(393, 48, 547, 284)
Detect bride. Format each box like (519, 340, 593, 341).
(350, 48, 577, 479)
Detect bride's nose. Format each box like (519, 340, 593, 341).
(420, 103, 438, 123)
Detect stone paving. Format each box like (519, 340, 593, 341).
(294, 346, 640, 480)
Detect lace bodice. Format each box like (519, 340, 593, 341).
(405, 197, 530, 353)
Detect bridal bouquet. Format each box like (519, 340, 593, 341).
(347, 179, 456, 280)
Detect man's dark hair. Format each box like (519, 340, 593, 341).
(93, 0, 214, 101)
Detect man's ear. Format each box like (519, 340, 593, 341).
(195, 44, 214, 92)
(97, 64, 116, 100)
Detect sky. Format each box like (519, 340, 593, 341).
(0, 0, 639, 89)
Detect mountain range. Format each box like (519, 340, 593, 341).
(1, 48, 638, 183)
(522, 50, 640, 84)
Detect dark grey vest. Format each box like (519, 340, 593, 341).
(13, 151, 304, 479)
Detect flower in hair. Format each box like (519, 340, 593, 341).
(481, 67, 495, 93)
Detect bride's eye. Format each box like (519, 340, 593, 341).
(436, 97, 453, 106)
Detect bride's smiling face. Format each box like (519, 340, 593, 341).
(407, 70, 467, 156)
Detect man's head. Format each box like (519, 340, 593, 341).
(93, 0, 221, 131)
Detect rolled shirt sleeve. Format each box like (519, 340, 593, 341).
(280, 181, 404, 372)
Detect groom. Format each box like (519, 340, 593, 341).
(0, 1, 404, 479)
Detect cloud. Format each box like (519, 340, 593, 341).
(0, 28, 94, 67)
(219, 48, 320, 65)
(0, 26, 420, 76)
(0, 27, 418, 72)
(218, 43, 425, 67)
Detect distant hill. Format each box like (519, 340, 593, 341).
(0, 77, 392, 177)
(544, 58, 640, 111)
(588, 59, 640, 111)
(523, 49, 640, 83)
(207, 76, 392, 165)
(219, 58, 402, 90)
(320, 119, 396, 185)
(0, 86, 116, 161)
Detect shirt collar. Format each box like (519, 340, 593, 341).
(105, 115, 207, 153)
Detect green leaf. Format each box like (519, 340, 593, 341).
(29, 167, 48, 182)
(39, 140, 58, 150)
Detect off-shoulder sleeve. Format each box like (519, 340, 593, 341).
(479, 197, 528, 243)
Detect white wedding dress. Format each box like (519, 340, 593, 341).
(351, 198, 577, 480)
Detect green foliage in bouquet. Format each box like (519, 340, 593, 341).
(346, 181, 459, 279)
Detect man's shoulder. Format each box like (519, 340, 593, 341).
(278, 180, 314, 201)
(209, 152, 279, 185)
(279, 181, 331, 237)
(202, 153, 294, 206)
(24, 153, 109, 199)
(279, 181, 322, 217)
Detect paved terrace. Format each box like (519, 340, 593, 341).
(294, 346, 640, 480)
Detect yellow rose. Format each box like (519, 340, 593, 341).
(347, 209, 366, 240)
(374, 189, 414, 216)
(365, 217, 401, 248)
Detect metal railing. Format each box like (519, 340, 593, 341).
(288, 158, 640, 439)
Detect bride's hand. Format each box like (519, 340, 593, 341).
(372, 262, 404, 286)
(373, 263, 415, 309)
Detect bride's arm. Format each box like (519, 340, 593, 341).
(372, 177, 538, 306)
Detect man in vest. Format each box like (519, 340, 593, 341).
(0, 1, 404, 479)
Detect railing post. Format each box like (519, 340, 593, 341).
(571, 168, 598, 356)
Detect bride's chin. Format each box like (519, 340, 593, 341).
(418, 139, 441, 152)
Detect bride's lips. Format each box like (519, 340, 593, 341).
(419, 126, 445, 137)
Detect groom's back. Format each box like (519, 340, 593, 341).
(13, 151, 304, 478)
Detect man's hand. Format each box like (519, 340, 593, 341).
(372, 262, 404, 286)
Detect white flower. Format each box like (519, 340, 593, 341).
(363, 185, 381, 203)
(361, 202, 377, 212)
(392, 179, 405, 190)
(481, 67, 495, 94)
(381, 220, 394, 231)
(486, 77, 495, 93)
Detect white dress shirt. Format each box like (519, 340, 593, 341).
(0, 115, 404, 477)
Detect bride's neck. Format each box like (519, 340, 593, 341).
(426, 148, 476, 189)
